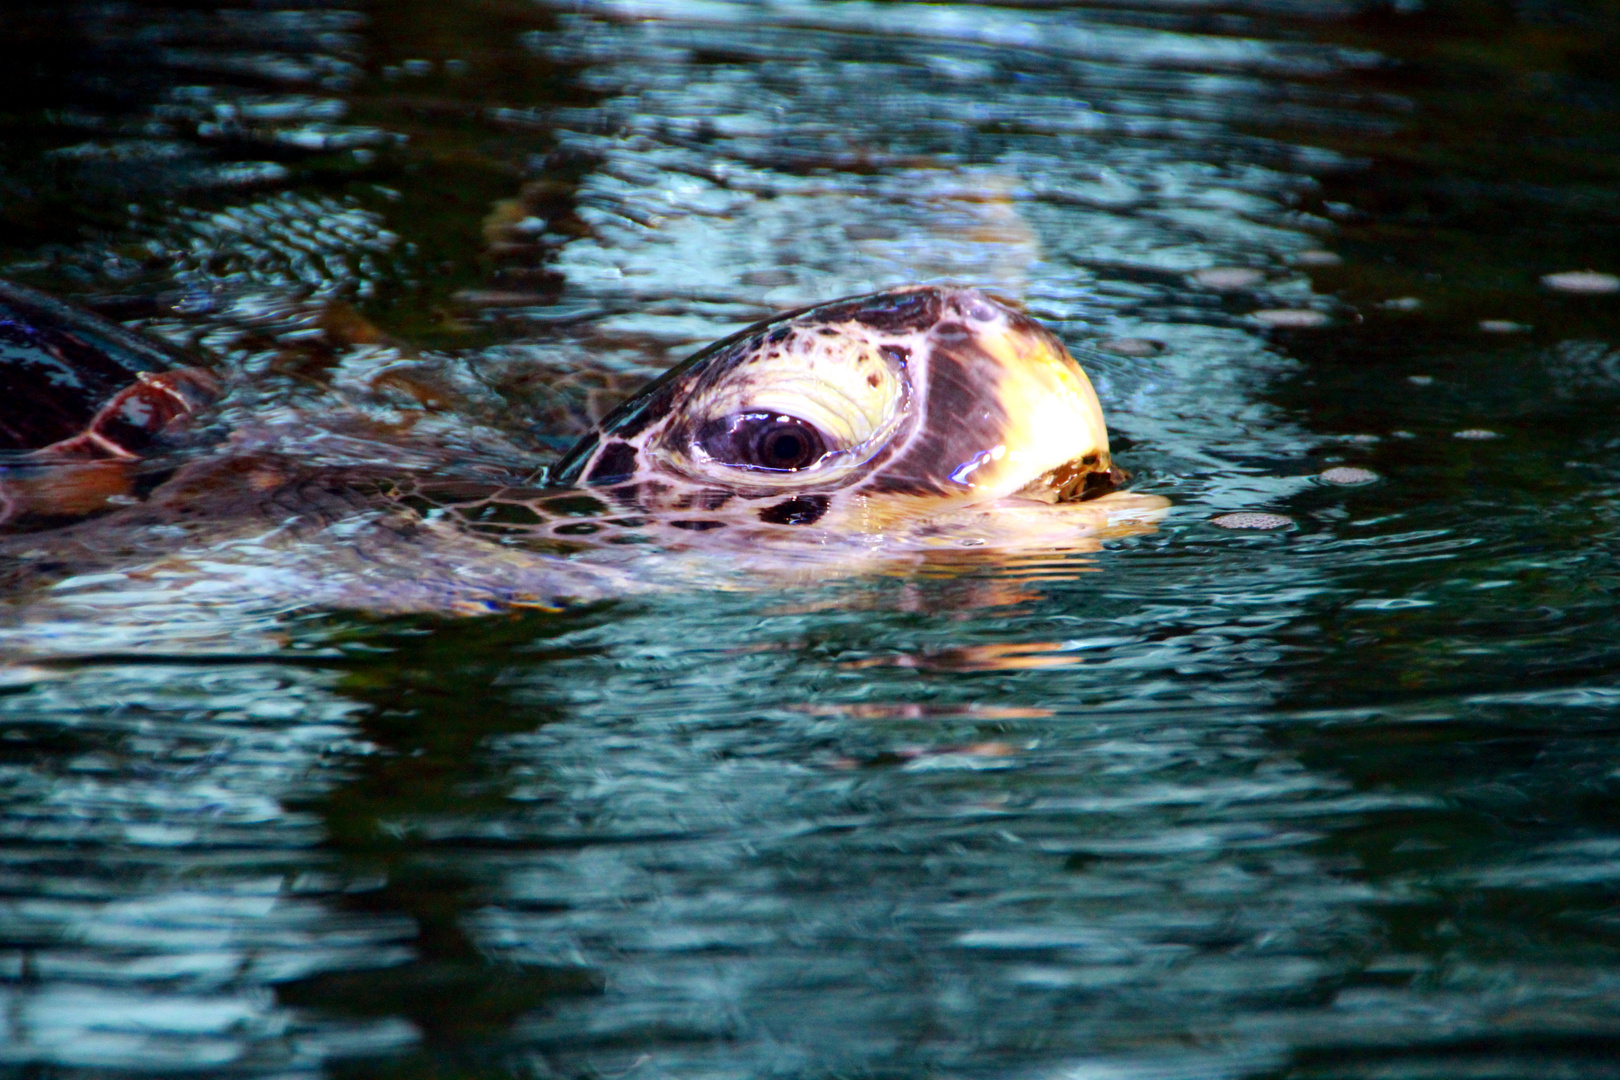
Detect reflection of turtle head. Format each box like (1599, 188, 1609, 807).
(553, 286, 1117, 529)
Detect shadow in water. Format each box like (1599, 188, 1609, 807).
(278, 608, 611, 1077)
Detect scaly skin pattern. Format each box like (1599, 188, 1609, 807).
(0, 285, 1164, 616)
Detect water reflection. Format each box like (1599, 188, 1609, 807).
(277, 613, 609, 1074)
(3, 0, 1620, 1077)
(0, 659, 413, 1071)
(438, 584, 1352, 1078)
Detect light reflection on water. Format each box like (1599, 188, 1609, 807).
(3, 0, 1620, 1077)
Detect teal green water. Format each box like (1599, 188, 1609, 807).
(3, 1, 1620, 1077)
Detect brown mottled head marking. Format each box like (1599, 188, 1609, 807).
(758, 494, 830, 525)
(586, 441, 638, 485)
(814, 287, 942, 333)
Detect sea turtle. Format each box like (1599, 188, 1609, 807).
(0, 281, 1162, 613)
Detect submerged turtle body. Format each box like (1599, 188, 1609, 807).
(0, 283, 1160, 613)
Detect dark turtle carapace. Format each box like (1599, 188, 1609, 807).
(0, 280, 218, 525)
(0, 281, 1161, 612)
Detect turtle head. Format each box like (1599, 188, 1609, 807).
(552, 286, 1117, 526)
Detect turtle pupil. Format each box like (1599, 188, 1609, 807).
(762, 429, 804, 466)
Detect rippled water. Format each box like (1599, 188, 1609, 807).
(4, 0, 1620, 1076)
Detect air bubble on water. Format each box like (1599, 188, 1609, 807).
(1252, 309, 1330, 328)
(1542, 270, 1619, 294)
(1192, 267, 1265, 290)
(1210, 512, 1294, 530)
(1319, 467, 1379, 485)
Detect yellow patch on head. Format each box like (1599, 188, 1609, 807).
(948, 315, 1110, 499)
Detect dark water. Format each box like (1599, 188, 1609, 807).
(3, 0, 1620, 1076)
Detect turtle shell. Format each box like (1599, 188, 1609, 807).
(0, 278, 218, 458)
(1, 279, 220, 527)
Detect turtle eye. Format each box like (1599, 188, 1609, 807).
(696, 412, 829, 472)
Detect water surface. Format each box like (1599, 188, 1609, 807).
(2, 1, 1620, 1077)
